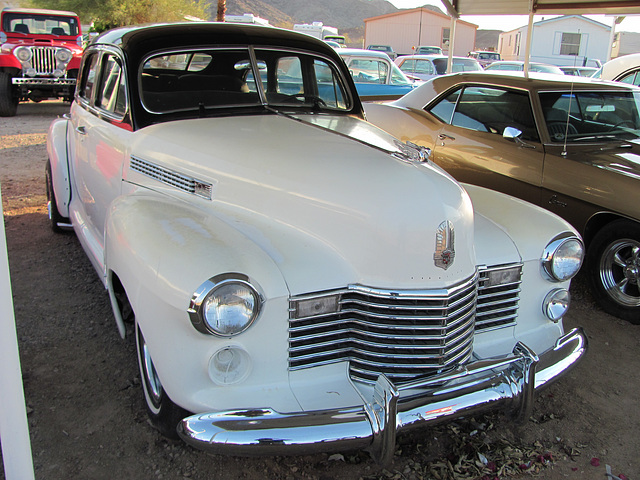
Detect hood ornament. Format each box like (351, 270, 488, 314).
(434, 221, 455, 270)
(394, 140, 431, 164)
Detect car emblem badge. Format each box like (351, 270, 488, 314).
(434, 221, 455, 270)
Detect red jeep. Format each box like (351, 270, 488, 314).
(0, 8, 83, 116)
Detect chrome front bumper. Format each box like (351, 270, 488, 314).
(177, 327, 586, 463)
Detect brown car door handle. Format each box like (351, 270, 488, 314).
(438, 133, 455, 141)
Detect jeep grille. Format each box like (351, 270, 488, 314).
(288, 264, 521, 385)
(31, 47, 57, 75)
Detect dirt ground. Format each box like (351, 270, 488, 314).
(1, 101, 639, 480)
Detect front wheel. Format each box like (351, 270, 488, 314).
(135, 323, 189, 438)
(587, 220, 640, 323)
(0, 71, 19, 117)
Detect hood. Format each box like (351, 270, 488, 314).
(127, 114, 477, 294)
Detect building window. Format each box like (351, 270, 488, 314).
(560, 33, 581, 56)
(442, 28, 450, 48)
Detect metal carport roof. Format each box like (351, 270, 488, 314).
(435, 0, 640, 72)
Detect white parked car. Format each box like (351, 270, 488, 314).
(592, 53, 640, 85)
(46, 22, 587, 462)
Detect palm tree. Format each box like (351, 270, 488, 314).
(217, 0, 226, 22)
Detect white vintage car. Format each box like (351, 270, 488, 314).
(46, 23, 587, 462)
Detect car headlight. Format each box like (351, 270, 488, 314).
(14, 46, 32, 63)
(55, 48, 72, 63)
(188, 274, 262, 336)
(541, 233, 584, 282)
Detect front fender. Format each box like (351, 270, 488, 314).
(46, 116, 71, 217)
(104, 193, 298, 412)
(104, 193, 291, 334)
(464, 183, 581, 262)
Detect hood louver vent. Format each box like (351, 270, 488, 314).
(130, 156, 212, 199)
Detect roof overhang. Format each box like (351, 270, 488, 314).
(439, 0, 640, 17)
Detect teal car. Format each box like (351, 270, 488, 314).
(337, 48, 418, 100)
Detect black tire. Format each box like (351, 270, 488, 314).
(45, 161, 71, 233)
(586, 220, 640, 323)
(0, 71, 19, 117)
(135, 323, 189, 439)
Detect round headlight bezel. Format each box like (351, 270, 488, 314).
(188, 274, 262, 337)
(14, 45, 32, 63)
(541, 233, 584, 282)
(55, 47, 72, 63)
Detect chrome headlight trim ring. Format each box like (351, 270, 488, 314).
(541, 233, 584, 282)
(543, 288, 571, 322)
(188, 273, 263, 337)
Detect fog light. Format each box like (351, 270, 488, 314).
(26, 67, 36, 77)
(543, 288, 570, 322)
(208, 346, 251, 385)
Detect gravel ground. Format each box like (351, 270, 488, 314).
(1, 101, 639, 480)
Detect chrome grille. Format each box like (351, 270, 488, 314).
(130, 156, 212, 199)
(476, 264, 522, 331)
(289, 273, 478, 385)
(32, 47, 57, 75)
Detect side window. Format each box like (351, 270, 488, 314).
(276, 56, 303, 95)
(618, 70, 640, 86)
(79, 53, 100, 101)
(451, 86, 539, 141)
(415, 60, 434, 75)
(97, 55, 126, 116)
(349, 59, 388, 84)
(428, 88, 461, 123)
(314, 59, 347, 109)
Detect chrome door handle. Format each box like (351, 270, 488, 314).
(75, 125, 87, 135)
(438, 133, 455, 141)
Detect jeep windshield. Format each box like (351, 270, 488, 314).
(3, 11, 79, 36)
(140, 47, 353, 115)
(540, 90, 640, 142)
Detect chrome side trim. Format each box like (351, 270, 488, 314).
(178, 328, 587, 463)
(129, 156, 212, 199)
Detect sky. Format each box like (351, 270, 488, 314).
(386, 0, 640, 33)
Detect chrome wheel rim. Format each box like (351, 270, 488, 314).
(138, 328, 163, 408)
(599, 238, 640, 307)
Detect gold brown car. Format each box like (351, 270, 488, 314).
(365, 72, 640, 322)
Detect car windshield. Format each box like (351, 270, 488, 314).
(140, 47, 352, 114)
(3, 12, 79, 36)
(540, 90, 640, 142)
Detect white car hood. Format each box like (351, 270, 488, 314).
(127, 114, 483, 294)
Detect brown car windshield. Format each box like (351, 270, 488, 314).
(540, 91, 640, 142)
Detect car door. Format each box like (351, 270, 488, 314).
(427, 85, 545, 206)
(70, 49, 130, 275)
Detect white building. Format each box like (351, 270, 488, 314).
(611, 31, 640, 58)
(498, 15, 610, 67)
(364, 7, 477, 57)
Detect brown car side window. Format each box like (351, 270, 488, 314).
(428, 88, 461, 123)
(450, 86, 539, 142)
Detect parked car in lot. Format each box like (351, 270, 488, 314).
(592, 52, 640, 86)
(415, 45, 443, 55)
(467, 51, 501, 68)
(0, 7, 83, 116)
(46, 23, 587, 462)
(366, 44, 397, 60)
(559, 66, 598, 77)
(485, 61, 564, 75)
(395, 54, 482, 81)
(365, 71, 640, 322)
(337, 48, 417, 99)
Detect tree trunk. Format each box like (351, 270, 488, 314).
(217, 0, 226, 22)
